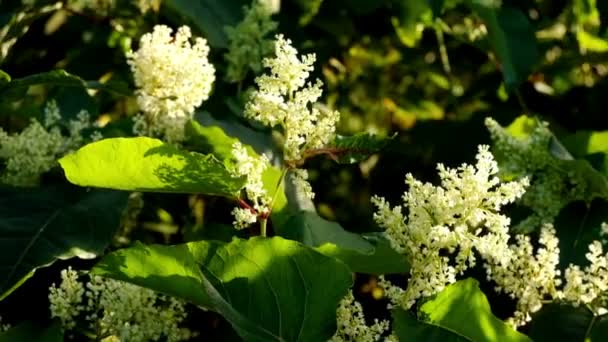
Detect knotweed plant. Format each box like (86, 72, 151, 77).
(4, 1, 608, 341)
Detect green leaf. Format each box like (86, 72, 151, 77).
(92, 236, 352, 342)
(278, 211, 373, 253)
(0, 186, 128, 300)
(467, 2, 539, 90)
(317, 233, 410, 274)
(393, 308, 468, 341)
(527, 303, 608, 342)
(164, 0, 248, 48)
(277, 210, 410, 273)
(0, 70, 131, 103)
(59, 137, 245, 197)
(394, 278, 532, 342)
(0, 321, 63, 342)
(323, 133, 394, 164)
(277, 210, 408, 274)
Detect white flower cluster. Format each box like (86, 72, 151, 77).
(49, 267, 86, 330)
(561, 241, 608, 314)
(372, 145, 529, 309)
(48, 268, 193, 341)
(244, 34, 340, 162)
(127, 25, 215, 143)
(485, 117, 589, 232)
(0, 101, 97, 186)
(486, 224, 608, 326)
(228, 142, 271, 229)
(372, 142, 608, 327)
(485, 224, 562, 326)
(329, 291, 390, 342)
(224, 0, 278, 83)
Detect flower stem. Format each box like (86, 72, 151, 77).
(260, 218, 268, 237)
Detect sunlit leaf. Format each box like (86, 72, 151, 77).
(59, 137, 245, 197)
(92, 237, 352, 341)
(393, 278, 532, 342)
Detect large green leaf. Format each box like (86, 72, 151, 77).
(527, 303, 608, 342)
(59, 137, 245, 197)
(393, 278, 532, 342)
(0, 186, 128, 300)
(163, 0, 248, 48)
(0, 321, 63, 342)
(467, 2, 539, 90)
(92, 236, 352, 342)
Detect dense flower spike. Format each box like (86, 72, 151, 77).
(49, 268, 192, 341)
(485, 224, 562, 326)
(49, 267, 86, 330)
(244, 34, 340, 161)
(485, 117, 590, 232)
(228, 142, 271, 229)
(372, 145, 529, 309)
(224, 0, 278, 82)
(562, 241, 608, 314)
(127, 25, 215, 142)
(329, 291, 390, 342)
(0, 101, 97, 186)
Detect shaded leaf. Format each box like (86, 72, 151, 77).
(59, 137, 245, 197)
(0, 321, 63, 342)
(428, 0, 446, 17)
(0, 186, 128, 300)
(0, 70, 131, 103)
(164, 0, 248, 48)
(278, 211, 374, 253)
(467, 2, 539, 90)
(527, 303, 608, 342)
(317, 232, 410, 274)
(92, 237, 352, 342)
